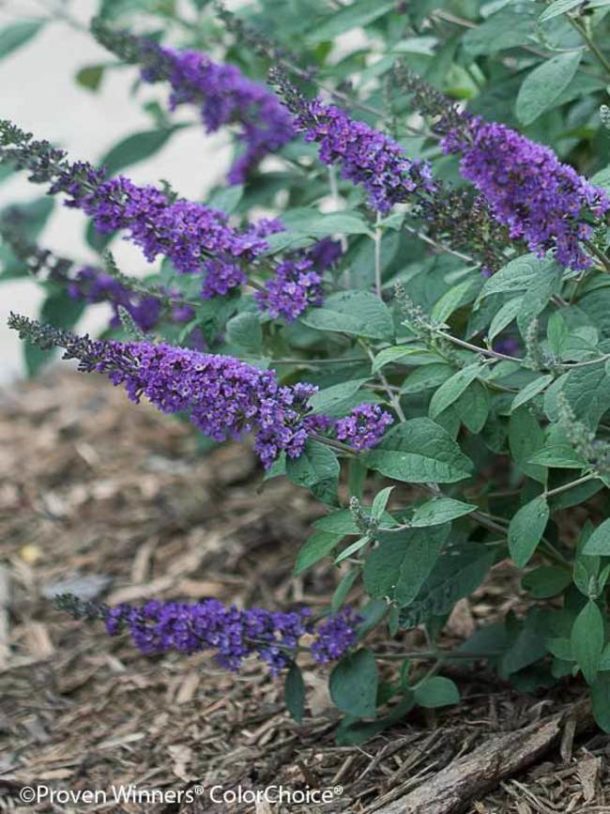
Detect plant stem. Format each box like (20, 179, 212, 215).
(543, 472, 597, 499)
(567, 16, 610, 77)
(402, 222, 475, 264)
(374, 213, 383, 298)
(376, 648, 503, 662)
(361, 341, 407, 422)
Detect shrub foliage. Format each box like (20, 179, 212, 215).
(3, 0, 610, 742)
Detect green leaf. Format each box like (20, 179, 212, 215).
(329, 648, 379, 718)
(281, 209, 371, 236)
(25, 289, 86, 376)
(313, 510, 359, 535)
(511, 375, 554, 412)
(284, 664, 306, 723)
(286, 440, 339, 489)
(429, 363, 484, 419)
(591, 672, 610, 732)
(309, 379, 368, 416)
(571, 600, 604, 685)
(527, 444, 587, 469)
(400, 363, 453, 394)
(479, 255, 561, 301)
(463, 6, 537, 56)
(226, 312, 262, 354)
(332, 568, 359, 612)
(366, 418, 473, 484)
(582, 519, 610, 555)
(509, 408, 547, 484)
(301, 291, 394, 341)
(363, 525, 449, 607)
(334, 694, 414, 745)
(0, 197, 55, 281)
(500, 619, 547, 677)
(371, 486, 394, 520)
(100, 127, 182, 176)
(76, 64, 105, 91)
(410, 497, 477, 527)
(414, 676, 460, 708)
(294, 531, 342, 575)
(207, 184, 244, 215)
(0, 20, 43, 60)
(372, 345, 437, 373)
(453, 381, 490, 433)
(488, 297, 523, 342)
(400, 542, 495, 629)
(545, 362, 610, 429)
(335, 535, 369, 564)
(539, 0, 584, 21)
(508, 495, 549, 567)
(306, 0, 395, 43)
(522, 566, 572, 598)
(516, 52, 581, 125)
(431, 280, 477, 324)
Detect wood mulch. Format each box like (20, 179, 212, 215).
(0, 369, 609, 813)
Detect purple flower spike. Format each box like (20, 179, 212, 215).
(442, 119, 610, 270)
(292, 97, 437, 213)
(140, 43, 295, 183)
(96, 598, 359, 675)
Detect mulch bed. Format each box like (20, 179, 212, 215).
(1, 369, 609, 813)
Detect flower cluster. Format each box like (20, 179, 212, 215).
(8, 315, 320, 468)
(255, 256, 323, 322)
(96, 342, 318, 469)
(56, 593, 360, 675)
(442, 119, 610, 269)
(310, 607, 361, 664)
(334, 404, 394, 451)
(0, 121, 338, 314)
(273, 75, 436, 213)
(92, 19, 295, 183)
(53, 172, 265, 282)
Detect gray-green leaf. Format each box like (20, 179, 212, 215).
(508, 495, 549, 567)
(516, 52, 581, 125)
(366, 418, 473, 484)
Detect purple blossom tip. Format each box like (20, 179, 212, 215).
(442, 118, 610, 270)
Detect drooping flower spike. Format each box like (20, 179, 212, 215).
(395, 69, 610, 270)
(0, 121, 339, 320)
(8, 316, 393, 466)
(92, 19, 295, 184)
(272, 71, 436, 214)
(442, 119, 610, 270)
(56, 593, 361, 676)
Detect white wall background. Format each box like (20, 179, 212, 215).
(0, 0, 232, 381)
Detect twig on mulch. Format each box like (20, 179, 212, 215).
(376, 700, 593, 814)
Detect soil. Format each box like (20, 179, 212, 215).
(1, 369, 609, 813)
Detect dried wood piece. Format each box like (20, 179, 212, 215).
(376, 701, 592, 814)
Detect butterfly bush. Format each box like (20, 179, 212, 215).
(6, 7, 610, 740)
(92, 19, 295, 183)
(57, 594, 360, 675)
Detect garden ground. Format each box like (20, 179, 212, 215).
(1, 369, 609, 813)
